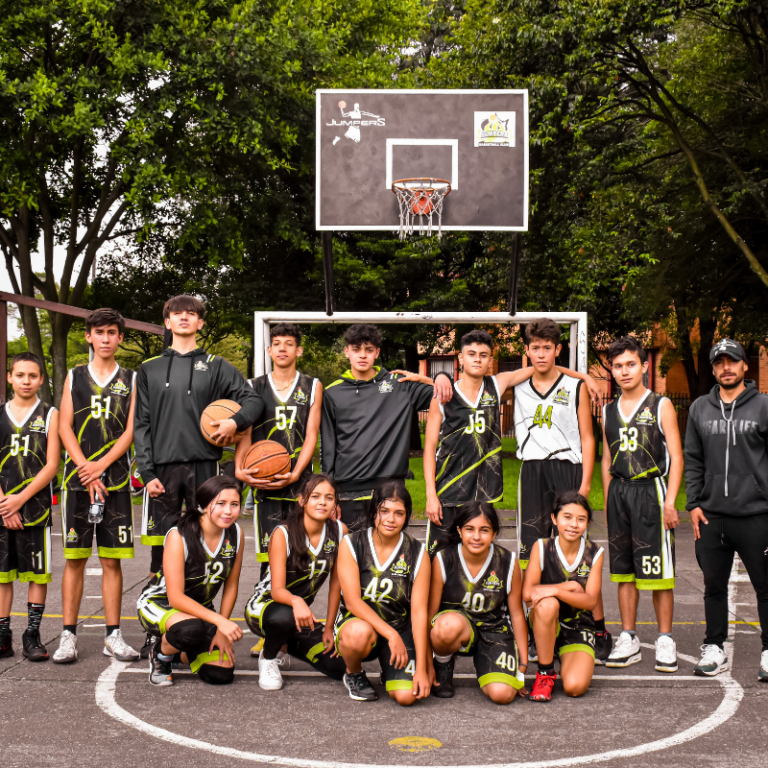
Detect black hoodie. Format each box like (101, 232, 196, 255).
(685, 379, 768, 516)
(134, 348, 264, 483)
(320, 366, 433, 492)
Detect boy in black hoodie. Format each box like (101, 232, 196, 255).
(134, 295, 263, 654)
(685, 338, 768, 680)
(320, 324, 452, 532)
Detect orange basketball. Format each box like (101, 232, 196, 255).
(200, 400, 246, 446)
(243, 440, 291, 481)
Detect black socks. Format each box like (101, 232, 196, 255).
(63, 624, 77, 635)
(537, 659, 555, 675)
(106, 625, 120, 637)
(27, 603, 44, 633)
(595, 618, 606, 633)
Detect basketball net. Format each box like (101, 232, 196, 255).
(392, 178, 451, 240)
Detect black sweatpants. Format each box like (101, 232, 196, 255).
(694, 512, 768, 650)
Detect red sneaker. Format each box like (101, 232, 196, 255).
(529, 670, 557, 701)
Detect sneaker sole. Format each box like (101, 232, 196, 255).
(344, 682, 378, 701)
(594, 657, 606, 667)
(529, 695, 552, 702)
(22, 651, 49, 662)
(655, 661, 679, 673)
(605, 652, 642, 668)
(259, 680, 284, 691)
(52, 655, 77, 664)
(757, 673, 768, 682)
(103, 647, 140, 662)
(0, 648, 14, 659)
(148, 677, 174, 687)
(694, 663, 728, 677)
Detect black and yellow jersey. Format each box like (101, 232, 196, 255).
(435, 543, 514, 633)
(435, 377, 503, 504)
(249, 519, 343, 608)
(604, 391, 670, 481)
(247, 372, 319, 501)
(0, 400, 55, 527)
(139, 523, 242, 609)
(339, 528, 426, 632)
(538, 536, 603, 629)
(63, 364, 135, 492)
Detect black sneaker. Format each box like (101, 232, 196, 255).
(343, 670, 378, 701)
(148, 642, 173, 687)
(432, 656, 455, 698)
(140, 632, 156, 659)
(528, 634, 538, 664)
(22, 629, 49, 661)
(594, 630, 612, 666)
(0, 630, 13, 658)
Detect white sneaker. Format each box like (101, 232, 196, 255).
(759, 650, 768, 682)
(258, 651, 284, 690)
(694, 644, 728, 677)
(103, 629, 141, 662)
(606, 631, 642, 668)
(52, 630, 78, 664)
(654, 635, 678, 672)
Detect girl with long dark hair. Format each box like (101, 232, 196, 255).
(522, 491, 603, 701)
(245, 473, 347, 690)
(334, 479, 431, 705)
(137, 475, 244, 686)
(428, 501, 528, 703)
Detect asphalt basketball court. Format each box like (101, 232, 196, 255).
(0, 504, 764, 768)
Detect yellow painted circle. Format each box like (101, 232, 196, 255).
(388, 737, 442, 753)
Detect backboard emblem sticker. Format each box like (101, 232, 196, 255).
(474, 111, 515, 147)
(328, 102, 385, 144)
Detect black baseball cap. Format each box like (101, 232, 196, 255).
(709, 338, 747, 364)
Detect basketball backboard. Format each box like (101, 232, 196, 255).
(316, 89, 529, 232)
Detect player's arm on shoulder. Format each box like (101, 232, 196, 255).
(555, 366, 601, 403)
(423, 398, 443, 522)
(576, 382, 595, 497)
(660, 397, 682, 530)
(494, 367, 534, 395)
(219, 531, 245, 620)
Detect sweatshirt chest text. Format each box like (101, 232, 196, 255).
(701, 418, 759, 436)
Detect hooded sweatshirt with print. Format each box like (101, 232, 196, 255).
(320, 367, 433, 493)
(685, 379, 768, 516)
(134, 347, 264, 484)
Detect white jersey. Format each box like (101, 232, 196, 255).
(514, 373, 583, 463)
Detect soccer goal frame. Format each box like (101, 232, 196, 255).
(253, 311, 588, 376)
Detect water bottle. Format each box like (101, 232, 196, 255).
(88, 477, 106, 524)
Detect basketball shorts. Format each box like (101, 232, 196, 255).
(254, 497, 294, 563)
(245, 601, 346, 680)
(338, 494, 371, 534)
(426, 505, 460, 557)
(0, 525, 52, 584)
(433, 609, 524, 689)
(607, 477, 675, 590)
(334, 616, 417, 692)
(62, 490, 134, 559)
(141, 461, 218, 546)
(528, 611, 596, 659)
(136, 592, 178, 636)
(517, 459, 582, 567)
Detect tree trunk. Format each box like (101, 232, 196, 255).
(48, 311, 73, 407)
(695, 315, 717, 399)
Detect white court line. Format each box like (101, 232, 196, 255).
(95, 574, 745, 768)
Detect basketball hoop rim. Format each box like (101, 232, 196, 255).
(391, 177, 451, 194)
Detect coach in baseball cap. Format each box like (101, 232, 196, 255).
(685, 338, 768, 680)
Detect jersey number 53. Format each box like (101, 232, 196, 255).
(618, 426, 638, 452)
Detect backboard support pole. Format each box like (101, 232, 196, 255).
(321, 232, 336, 316)
(507, 233, 521, 316)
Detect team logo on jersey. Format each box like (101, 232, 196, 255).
(261, 532, 270, 550)
(221, 541, 236, 559)
(552, 387, 571, 406)
(636, 406, 656, 425)
(194, 360, 209, 372)
(576, 562, 591, 578)
(480, 391, 497, 407)
(293, 388, 308, 405)
(378, 380, 394, 394)
(66, 528, 78, 543)
(323, 538, 336, 553)
(29, 416, 46, 433)
(482, 570, 503, 591)
(109, 378, 130, 396)
(389, 554, 410, 577)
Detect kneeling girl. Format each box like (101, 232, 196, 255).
(523, 491, 603, 701)
(245, 473, 347, 689)
(137, 475, 244, 686)
(335, 480, 430, 705)
(429, 502, 527, 704)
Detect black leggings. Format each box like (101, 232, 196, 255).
(165, 618, 234, 684)
(695, 512, 768, 650)
(259, 602, 346, 680)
